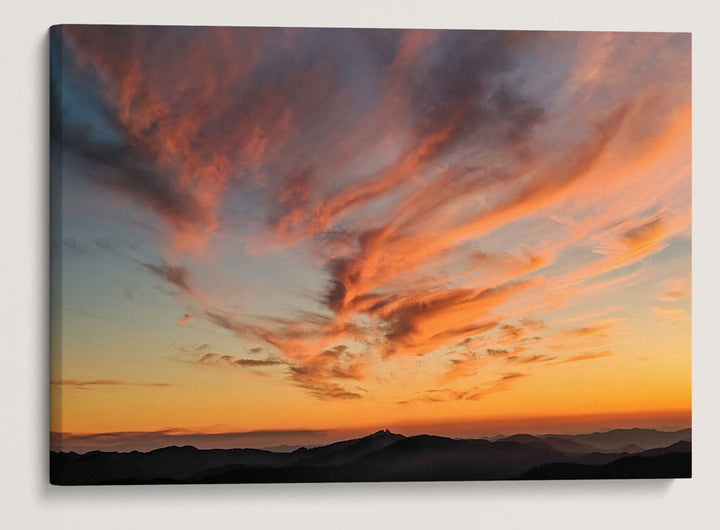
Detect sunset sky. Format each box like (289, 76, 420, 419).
(50, 26, 691, 452)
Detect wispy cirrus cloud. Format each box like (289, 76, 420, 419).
(59, 28, 690, 405)
(175, 347, 284, 371)
(657, 277, 690, 302)
(138, 260, 203, 304)
(60, 26, 275, 254)
(178, 313, 194, 325)
(551, 350, 612, 365)
(560, 318, 624, 340)
(398, 372, 530, 405)
(652, 306, 685, 324)
(51, 379, 172, 389)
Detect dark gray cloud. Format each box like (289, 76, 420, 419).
(139, 260, 198, 300)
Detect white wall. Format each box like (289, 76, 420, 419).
(2, 1, 718, 528)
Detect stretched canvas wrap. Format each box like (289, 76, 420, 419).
(49, 25, 692, 484)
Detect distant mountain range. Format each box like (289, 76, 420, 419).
(496, 427, 691, 453)
(50, 428, 691, 484)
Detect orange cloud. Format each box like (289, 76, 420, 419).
(561, 318, 624, 339)
(62, 26, 299, 256)
(658, 278, 690, 302)
(398, 372, 530, 404)
(652, 306, 684, 323)
(178, 313, 194, 325)
(371, 280, 536, 357)
(552, 350, 612, 365)
(314, 104, 630, 330)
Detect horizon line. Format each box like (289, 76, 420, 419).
(51, 425, 693, 455)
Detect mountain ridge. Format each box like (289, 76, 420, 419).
(50, 428, 691, 484)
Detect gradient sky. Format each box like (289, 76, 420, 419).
(50, 26, 691, 452)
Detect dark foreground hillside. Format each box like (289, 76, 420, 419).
(50, 428, 691, 485)
(520, 451, 691, 480)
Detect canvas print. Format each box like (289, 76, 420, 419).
(49, 25, 691, 484)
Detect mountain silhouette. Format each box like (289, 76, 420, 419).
(520, 441, 691, 479)
(291, 429, 405, 467)
(50, 445, 295, 484)
(50, 428, 691, 485)
(496, 434, 599, 454)
(548, 428, 691, 451)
